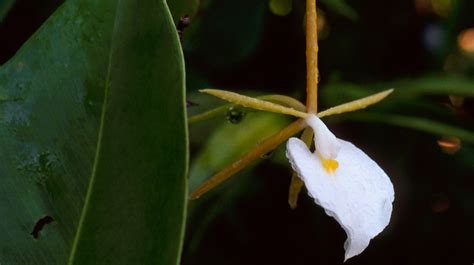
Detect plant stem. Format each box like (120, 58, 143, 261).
(289, 0, 318, 208)
(306, 0, 318, 113)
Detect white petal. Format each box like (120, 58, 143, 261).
(286, 137, 394, 261)
(305, 115, 341, 159)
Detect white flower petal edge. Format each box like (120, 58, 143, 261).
(286, 115, 394, 261)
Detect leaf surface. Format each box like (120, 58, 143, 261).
(0, 0, 188, 264)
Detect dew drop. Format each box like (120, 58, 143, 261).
(225, 106, 246, 124)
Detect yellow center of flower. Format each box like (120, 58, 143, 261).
(322, 158, 339, 174)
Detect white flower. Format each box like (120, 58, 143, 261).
(286, 114, 394, 261)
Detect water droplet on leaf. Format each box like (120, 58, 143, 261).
(225, 106, 246, 124)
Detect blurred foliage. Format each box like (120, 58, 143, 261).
(189, 112, 290, 191)
(184, 0, 267, 68)
(320, 0, 358, 21)
(269, 0, 293, 16)
(183, 0, 474, 264)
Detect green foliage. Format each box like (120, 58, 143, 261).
(186, 112, 290, 261)
(320, 76, 474, 143)
(349, 113, 474, 143)
(323, 76, 474, 102)
(0, 0, 187, 264)
(189, 112, 289, 191)
(269, 0, 293, 16)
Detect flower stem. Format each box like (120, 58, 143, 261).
(306, 0, 319, 113)
(190, 119, 306, 199)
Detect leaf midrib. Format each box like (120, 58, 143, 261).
(66, 0, 121, 263)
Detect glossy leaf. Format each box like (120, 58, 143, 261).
(0, 0, 187, 264)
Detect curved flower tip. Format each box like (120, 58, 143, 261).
(305, 115, 341, 160)
(286, 115, 394, 261)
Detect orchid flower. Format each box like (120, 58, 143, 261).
(287, 115, 394, 260)
(188, 0, 395, 261)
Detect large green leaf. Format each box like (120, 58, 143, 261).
(0, 0, 187, 264)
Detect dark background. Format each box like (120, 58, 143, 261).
(2, 0, 473, 264)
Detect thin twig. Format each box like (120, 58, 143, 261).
(306, 0, 318, 113)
